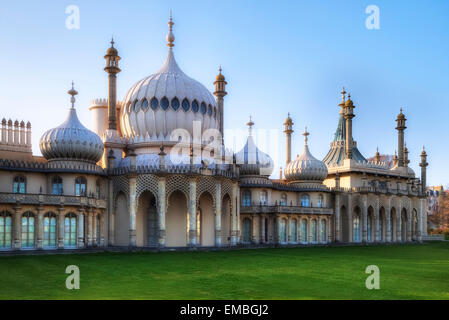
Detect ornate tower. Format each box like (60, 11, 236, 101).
(395, 108, 407, 167)
(284, 113, 293, 168)
(374, 147, 381, 163)
(344, 92, 355, 159)
(419, 146, 428, 194)
(214, 66, 227, 140)
(104, 38, 121, 130)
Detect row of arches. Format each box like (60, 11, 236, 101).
(241, 190, 324, 208)
(340, 205, 419, 243)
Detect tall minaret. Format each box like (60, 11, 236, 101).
(419, 146, 428, 194)
(395, 108, 407, 167)
(344, 92, 355, 159)
(104, 37, 121, 130)
(214, 66, 227, 139)
(284, 113, 293, 168)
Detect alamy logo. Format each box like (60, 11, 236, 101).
(65, 265, 80, 290)
(365, 5, 380, 30)
(365, 265, 380, 289)
(65, 5, 80, 30)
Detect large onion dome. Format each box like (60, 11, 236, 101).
(119, 15, 219, 144)
(235, 117, 274, 176)
(285, 128, 328, 183)
(39, 84, 104, 163)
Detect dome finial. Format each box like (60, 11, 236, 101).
(303, 126, 309, 145)
(341, 86, 346, 102)
(247, 116, 254, 136)
(167, 10, 175, 48)
(68, 81, 78, 109)
(111, 36, 114, 47)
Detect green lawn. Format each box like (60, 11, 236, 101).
(1, 242, 448, 300)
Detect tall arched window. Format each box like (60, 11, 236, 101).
(353, 213, 361, 242)
(320, 219, 327, 243)
(280, 218, 287, 243)
(21, 212, 35, 248)
(43, 213, 57, 248)
(260, 190, 268, 205)
(317, 194, 324, 208)
(75, 177, 87, 197)
(301, 194, 310, 207)
(242, 190, 251, 207)
(64, 213, 77, 247)
(300, 219, 308, 244)
(96, 180, 101, 198)
(280, 193, 287, 206)
(242, 218, 252, 243)
(311, 219, 317, 243)
(52, 176, 63, 195)
(13, 176, 26, 194)
(290, 219, 297, 243)
(0, 211, 12, 249)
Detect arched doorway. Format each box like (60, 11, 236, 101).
(341, 206, 349, 243)
(137, 191, 158, 247)
(352, 207, 361, 243)
(391, 208, 397, 242)
(412, 209, 418, 240)
(279, 218, 287, 244)
(166, 191, 188, 247)
(115, 192, 129, 246)
(320, 219, 327, 243)
(379, 207, 386, 242)
(401, 208, 408, 242)
(242, 218, 251, 243)
(290, 219, 297, 243)
(367, 206, 374, 242)
(221, 194, 232, 245)
(311, 219, 318, 243)
(199, 192, 215, 247)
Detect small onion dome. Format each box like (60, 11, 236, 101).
(284, 113, 293, 126)
(345, 93, 354, 107)
(397, 107, 406, 120)
(216, 66, 225, 81)
(235, 117, 274, 176)
(105, 38, 118, 56)
(285, 128, 328, 182)
(39, 83, 104, 163)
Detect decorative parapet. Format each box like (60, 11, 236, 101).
(0, 158, 105, 175)
(0, 118, 32, 154)
(0, 192, 107, 209)
(240, 204, 333, 215)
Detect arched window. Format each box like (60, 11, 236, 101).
(301, 194, 310, 207)
(208, 104, 213, 116)
(161, 97, 169, 110)
(64, 213, 77, 247)
(367, 215, 372, 242)
(317, 194, 324, 208)
(242, 218, 252, 243)
(353, 213, 361, 242)
(141, 98, 149, 111)
(13, 176, 26, 194)
(96, 180, 101, 198)
(280, 194, 287, 206)
(192, 100, 199, 113)
(21, 212, 35, 248)
(300, 219, 308, 244)
(171, 97, 180, 111)
(133, 99, 141, 112)
(43, 213, 57, 248)
(280, 218, 287, 243)
(200, 102, 207, 114)
(320, 219, 327, 243)
(182, 98, 190, 111)
(290, 219, 297, 243)
(52, 176, 63, 195)
(75, 177, 87, 197)
(0, 211, 12, 249)
(242, 190, 251, 207)
(260, 190, 268, 205)
(311, 219, 317, 243)
(150, 97, 159, 110)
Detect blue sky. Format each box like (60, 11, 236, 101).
(0, 0, 448, 186)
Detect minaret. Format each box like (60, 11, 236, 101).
(284, 113, 293, 168)
(395, 108, 407, 167)
(403, 143, 410, 167)
(344, 92, 355, 159)
(374, 147, 381, 163)
(419, 146, 428, 194)
(104, 37, 121, 130)
(393, 150, 398, 167)
(214, 66, 227, 139)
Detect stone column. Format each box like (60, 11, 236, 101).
(58, 208, 65, 249)
(308, 217, 312, 243)
(231, 182, 238, 245)
(36, 206, 44, 249)
(99, 212, 105, 246)
(157, 176, 166, 247)
(260, 215, 266, 243)
(362, 194, 368, 243)
(251, 213, 257, 244)
(77, 209, 84, 248)
(287, 214, 291, 243)
(87, 210, 93, 246)
(374, 197, 380, 242)
(188, 177, 197, 247)
(417, 198, 424, 241)
(327, 217, 332, 243)
(397, 198, 402, 242)
(13, 205, 21, 250)
(128, 175, 137, 247)
(335, 193, 341, 242)
(215, 180, 222, 247)
(107, 178, 114, 245)
(275, 213, 281, 244)
(92, 211, 98, 246)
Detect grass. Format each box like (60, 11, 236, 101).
(0, 242, 448, 300)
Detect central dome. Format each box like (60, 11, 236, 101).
(120, 17, 219, 145)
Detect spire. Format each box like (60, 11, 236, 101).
(68, 81, 78, 109)
(167, 10, 175, 48)
(303, 127, 309, 146)
(247, 116, 254, 136)
(340, 87, 346, 104)
(110, 36, 114, 47)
